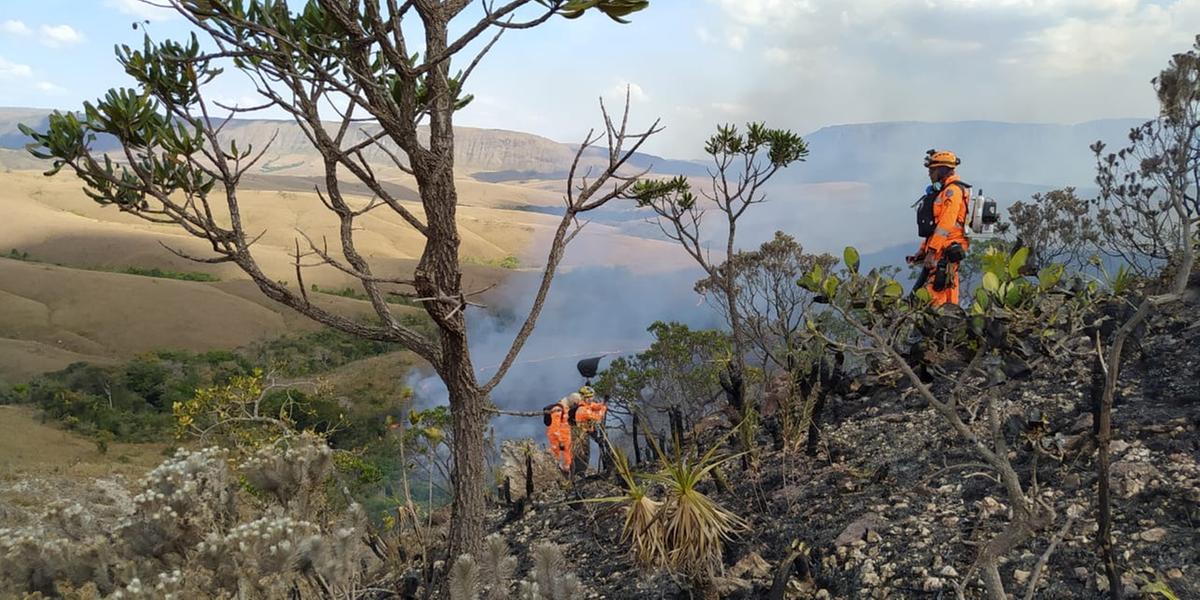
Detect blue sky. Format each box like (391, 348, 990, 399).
(2, 0, 1199, 157)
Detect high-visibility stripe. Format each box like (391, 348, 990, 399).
(935, 227, 952, 237)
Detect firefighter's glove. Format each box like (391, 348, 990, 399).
(945, 242, 966, 264)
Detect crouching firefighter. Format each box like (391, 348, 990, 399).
(908, 149, 970, 306)
(542, 386, 608, 474)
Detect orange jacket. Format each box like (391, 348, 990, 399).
(573, 401, 607, 430)
(546, 400, 571, 429)
(920, 174, 971, 257)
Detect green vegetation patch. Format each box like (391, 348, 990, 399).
(310, 283, 417, 306)
(121, 265, 220, 281)
(1, 328, 409, 442)
(463, 254, 521, 269)
(4, 248, 219, 281)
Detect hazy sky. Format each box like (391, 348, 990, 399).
(1, 0, 1198, 157)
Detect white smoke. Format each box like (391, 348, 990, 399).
(406, 225, 719, 447)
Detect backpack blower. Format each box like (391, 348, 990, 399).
(968, 188, 1001, 238)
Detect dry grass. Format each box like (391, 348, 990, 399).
(0, 259, 291, 360)
(0, 405, 167, 475)
(0, 169, 686, 281)
(0, 168, 692, 381)
(0, 337, 114, 382)
(0, 405, 168, 531)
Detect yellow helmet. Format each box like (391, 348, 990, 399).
(579, 385, 595, 400)
(924, 149, 960, 169)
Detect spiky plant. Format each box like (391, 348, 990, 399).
(448, 553, 481, 600)
(555, 573, 583, 600)
(644, 429, 747, 582)
(516, 580, 540, 600)
(520, 542, 585, 600)
(624, 493, 665, 568)
(479, 533, 517, 600)
(610, 442, 666, 568)
(531, 542, 563, 594)
(581, 432, 667, 569)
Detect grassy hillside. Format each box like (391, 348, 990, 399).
(0, 164, 691, 382)
(0, 405, 168, 475)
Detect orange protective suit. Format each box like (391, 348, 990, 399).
(919, 173, 971, 306)
(545, 395, 609, 472)
(546, 398, 574, 471)
(574, 401, 608, 431)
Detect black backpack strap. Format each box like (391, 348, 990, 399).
(542, 402, 560, 427)
(945, 180, 971, 229)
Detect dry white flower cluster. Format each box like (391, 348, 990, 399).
(0, 511, 113, 596)
(0, 438, 364, 599)
(121, 447, 237, 558)
(108, 569, 185, 599)
(450, 537, 583, 600)
(240, 434, 334, 516)
(190, 513, 361, 597)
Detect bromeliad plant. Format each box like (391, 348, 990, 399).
(588, 436, 665, 569)
(588, 429, 744, 592)
(646, 434, 747, 583)
(586, 427, 745, 586)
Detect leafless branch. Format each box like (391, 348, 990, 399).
(481, 98, 661, 394)
(1023, 512, 1077, 600)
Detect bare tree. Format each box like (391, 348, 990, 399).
(696, 231, 838, 451)
(1089, 36, 1200, 599)
(632, 124, 808, 428)
(1091, 38, 1200, 282)
(1007, 187, 1100, 272)
(696, 231, 835, 374)
(22, 0, 661, 557)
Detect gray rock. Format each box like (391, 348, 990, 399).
(835, 513, 887, 547)
(1139, 527, 1167, 542)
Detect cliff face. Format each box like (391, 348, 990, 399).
(0, 107, 685, 177)
(4, 107, 1144, 187)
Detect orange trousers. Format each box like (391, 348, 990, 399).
(547, 423, 572, 471)
(927, 261, 960, 307)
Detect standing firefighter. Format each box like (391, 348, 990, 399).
(544, 393, 578, 472)
(542, 386, 608, 473)
(571, 385, 608, 475)
(908, 149, 971, 306)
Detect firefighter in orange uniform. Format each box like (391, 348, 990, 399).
(543, 386, 608, 473)
(572, 386, 607, 431)
(908, 149, 971, 306)
(544, 393, 579, 472)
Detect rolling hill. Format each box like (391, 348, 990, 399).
(0, 109, 698, 381)
(0, 106, 1153, 384)
(0, 107, 706, 183)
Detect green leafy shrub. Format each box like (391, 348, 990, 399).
(121, 266, 219, 281)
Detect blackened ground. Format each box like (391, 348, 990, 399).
(486, 301, 1200, 599)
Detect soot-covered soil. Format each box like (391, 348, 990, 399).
(488, 304, 1199, 599)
